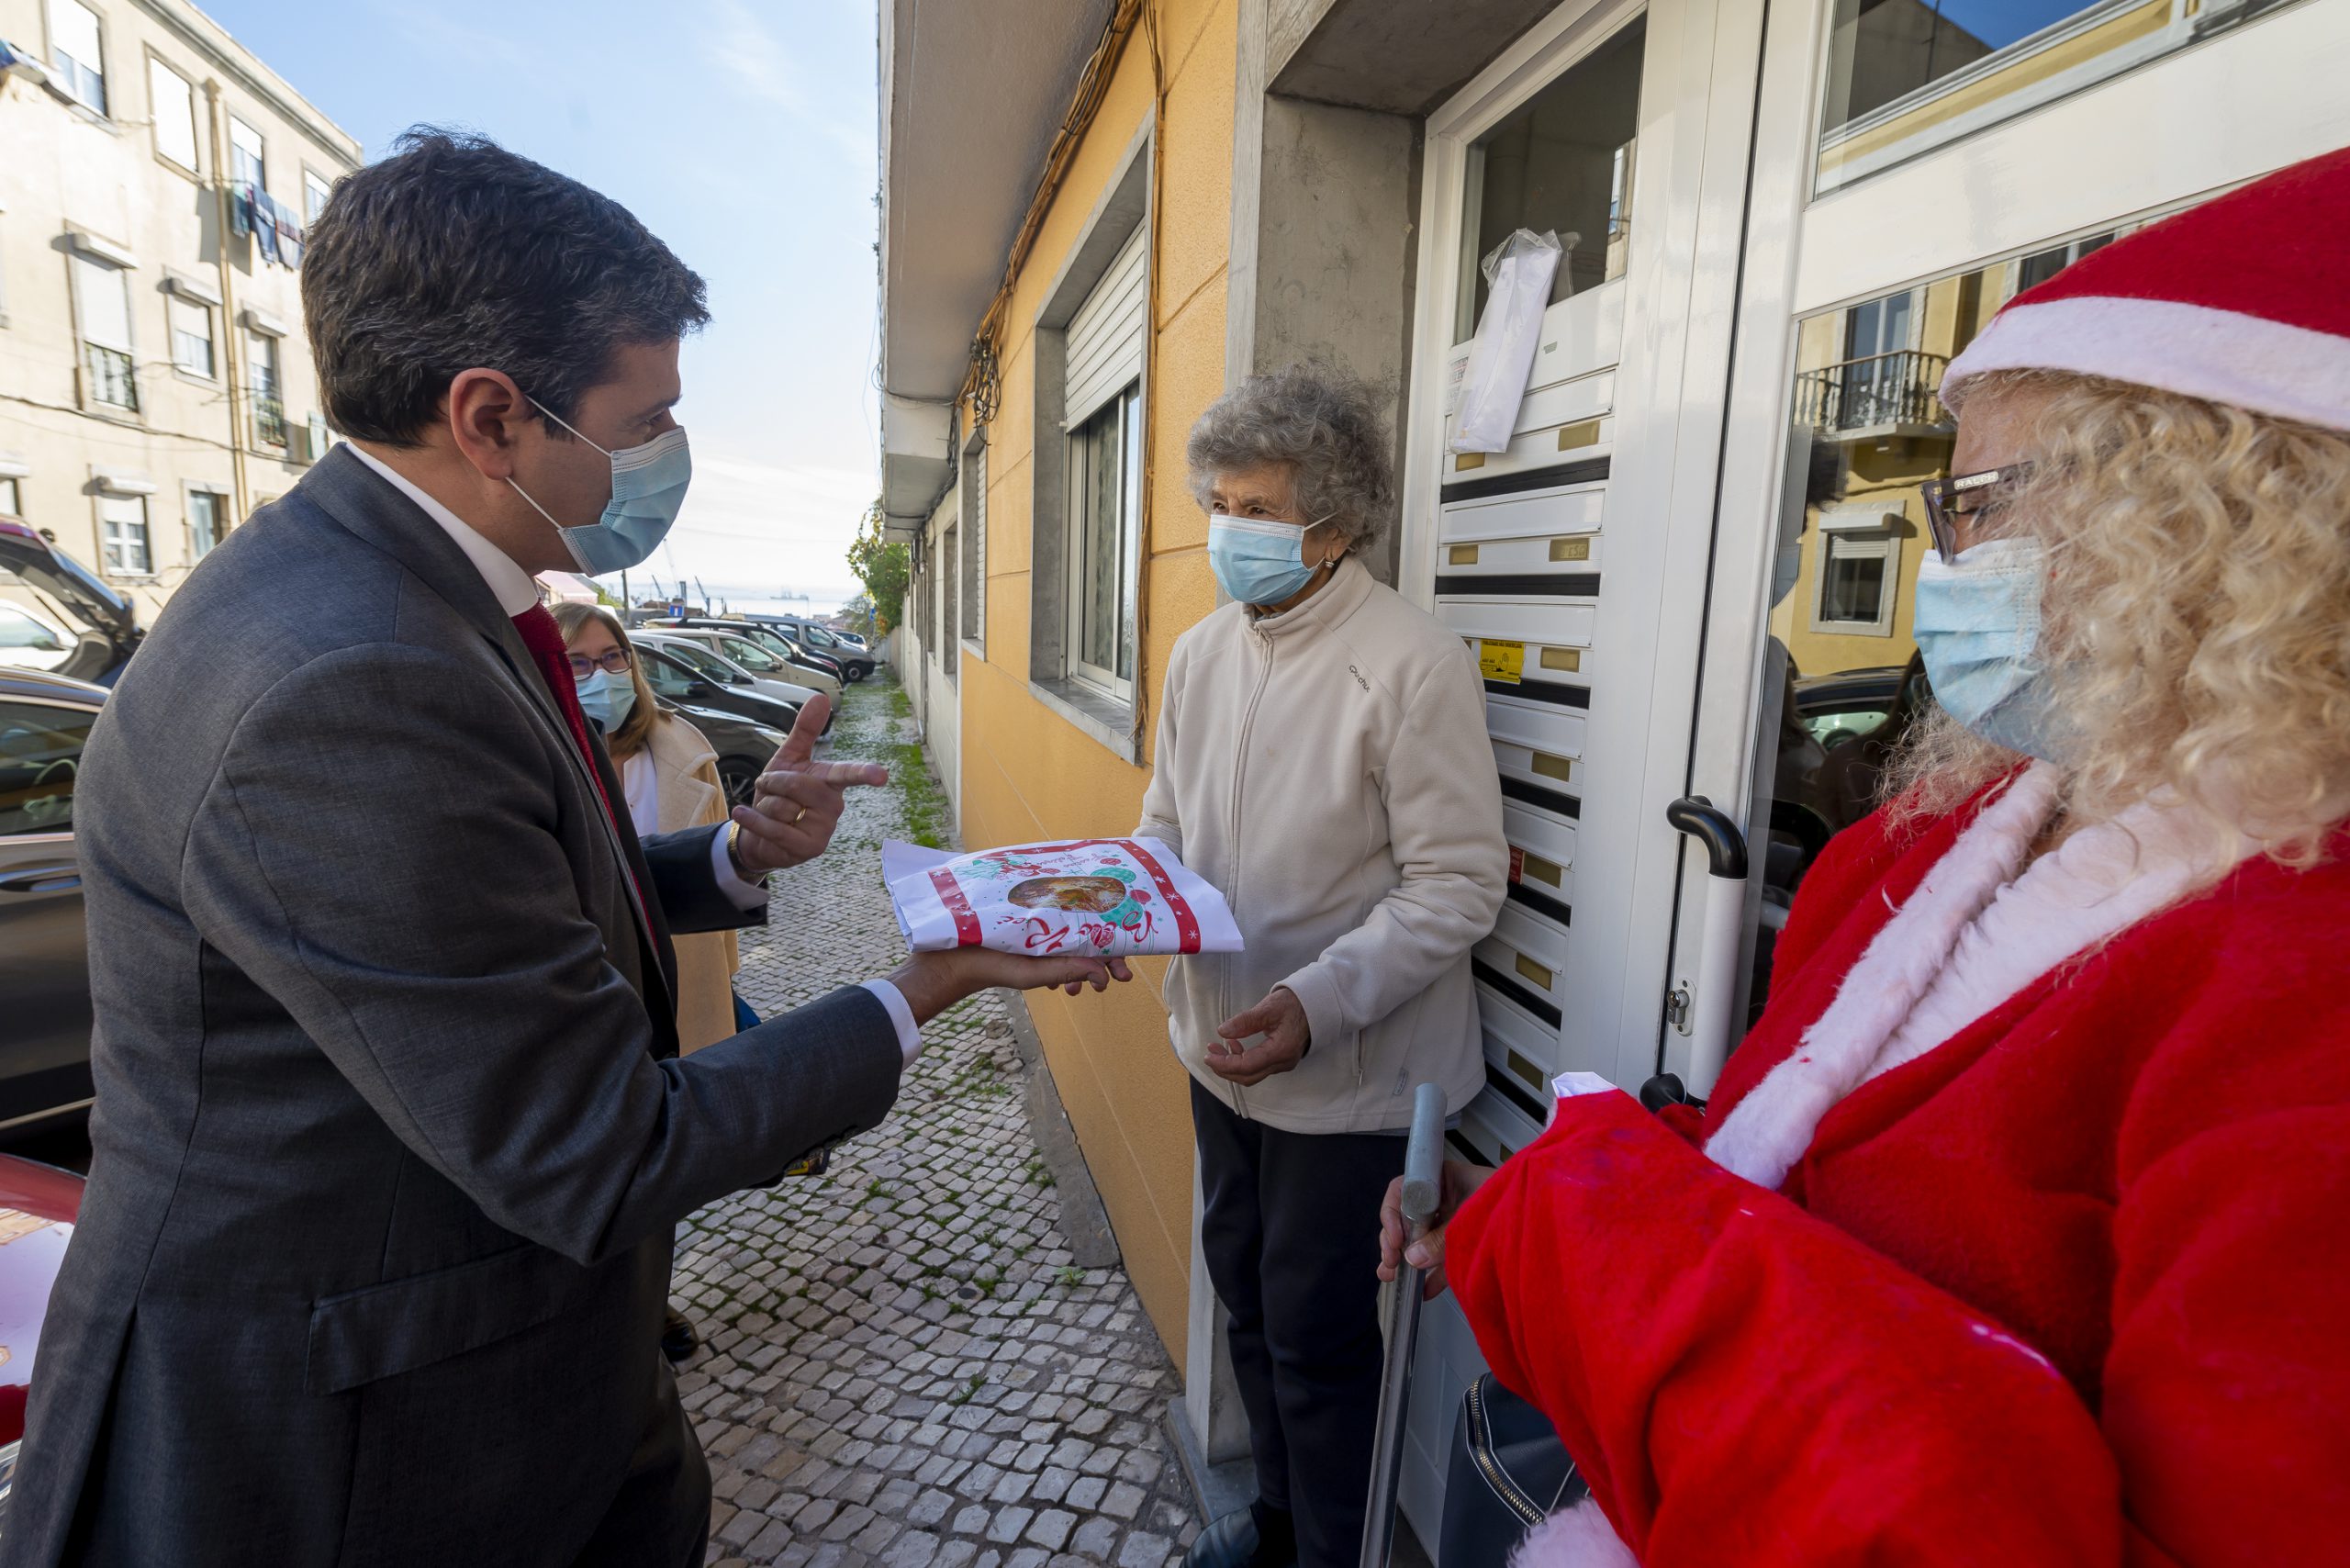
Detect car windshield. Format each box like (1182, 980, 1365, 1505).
(637, 648, 699, 700)
(796, 625, 838, 649)
(714, 636, 786, 673)
(654, 640, 744, 683)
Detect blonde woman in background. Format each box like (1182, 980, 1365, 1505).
(554, 602, 741, 1057)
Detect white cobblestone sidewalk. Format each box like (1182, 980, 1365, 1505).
(674, 674, 1199, 1568)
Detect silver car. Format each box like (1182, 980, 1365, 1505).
(657, 628, 843, 702)
(633, 633, 831, 713)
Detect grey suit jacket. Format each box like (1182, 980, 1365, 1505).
(2, 446, 904, 1566)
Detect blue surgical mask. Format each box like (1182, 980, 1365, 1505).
(573, 667, 636, 734)
(509, 398, 692, 575)
(1208, 514, 1333, 606)
(1911, 538, 2069, 760)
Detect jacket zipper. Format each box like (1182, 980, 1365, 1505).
(1466, 1377, 1549, 1529)
(1225, 623, 1278, 1120)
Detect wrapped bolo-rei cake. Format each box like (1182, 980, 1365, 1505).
(883, 837, 1243, 957)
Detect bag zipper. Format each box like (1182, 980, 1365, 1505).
(1466, 1377, 1549, 1529)
(1225, 622, 1278, 1121)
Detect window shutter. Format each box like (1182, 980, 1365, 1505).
(1063, 227, 1147, 427)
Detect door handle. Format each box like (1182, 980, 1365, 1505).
(1666, 797, 1749, 1096)
(0, 866, 82, 895)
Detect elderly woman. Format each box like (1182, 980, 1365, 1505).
(1137, 365, 1507, 1568)
(1383, 151, 2350, 1565)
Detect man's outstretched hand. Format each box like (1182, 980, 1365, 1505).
(730, 694, 889, 876)
(890, 948, 1136, 1024)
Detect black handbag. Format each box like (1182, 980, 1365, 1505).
(1438, 1372, 1586, 1567)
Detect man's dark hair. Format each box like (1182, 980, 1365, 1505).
(302, 129, 709, 445)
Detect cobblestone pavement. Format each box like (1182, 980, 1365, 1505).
(675, 674, 1199, 1568)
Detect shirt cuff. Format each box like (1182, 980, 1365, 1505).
(709, 823, 770, 912)
(1547, 1071, 1622, 1126)
(861, 980, 923, 1067)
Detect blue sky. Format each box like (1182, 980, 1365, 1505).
(199, 0, 881, 605)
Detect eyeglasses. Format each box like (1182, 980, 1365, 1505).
(566, 649, 633, 679)
(1919, 462, 2035, 564)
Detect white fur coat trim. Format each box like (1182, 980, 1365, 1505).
(1509, 1499, 1639, 1568)
(1702, 765, 2061, 1191)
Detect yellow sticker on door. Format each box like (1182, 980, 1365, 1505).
(1479, 639, 1525, 684)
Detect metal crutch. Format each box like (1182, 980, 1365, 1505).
(1361, 1081, 1449, 1568)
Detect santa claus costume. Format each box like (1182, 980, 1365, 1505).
(1445, 148, 2350, 1567)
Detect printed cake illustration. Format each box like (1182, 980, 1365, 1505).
(883, 838, 1243, 957)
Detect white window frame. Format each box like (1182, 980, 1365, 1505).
(248, 330, 284, 447)
(148, 53, 199, 174)
(168, 294, 216, 379)
(1808, 523, 1902, 637)
(1063, 382, 1142, 704)
(0, 476, 21, 518)
(302, 167, 334, 223)
(98, 492, 151, 577)
(70, 252, 138, 414)
(47, 0, 108, 117)
(229, 114, 265, 190)
(185, 486, 228, 561)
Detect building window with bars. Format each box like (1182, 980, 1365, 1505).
(72, 253, 138, 414)
(249, 332, 285, 447)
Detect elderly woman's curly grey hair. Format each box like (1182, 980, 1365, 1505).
(1185, 365, 1395, 551)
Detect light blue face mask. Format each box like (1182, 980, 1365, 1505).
(509, 398, 693, 576)
(573, 667, 637, 734)
(1911, 537, 2070, 761)
(1208, 513, 1334, 606)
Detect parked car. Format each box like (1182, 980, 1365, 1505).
(1791, 664, 1909, 750)
(0, 521, 140, 687)
(650, 617, 854, 687)
(664, 702, 790, 807)
(0, 669, 103, 1138)
(766, 618, 874, 682)
(635, 631, 827, 707)
(0, 1151, 84, 1519)
(0, 606, 73, 676)
(646, 626, 842, 702)
(632, 643, 810, 739)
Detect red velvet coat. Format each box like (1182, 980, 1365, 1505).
(1449, 789, 2350, 1566)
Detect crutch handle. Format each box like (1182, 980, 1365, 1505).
(1398, 1081, 1447, 1235)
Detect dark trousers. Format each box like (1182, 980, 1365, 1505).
(1192, 1080, 1409, 1568)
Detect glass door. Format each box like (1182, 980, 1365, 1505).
(1660, 0, 2350, 1094)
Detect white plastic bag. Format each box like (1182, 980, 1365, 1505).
(1449, 229, 1564, 454)
(883, 837, 1244, 957)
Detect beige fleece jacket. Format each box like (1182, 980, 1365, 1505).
(1136, 555, 1507, 1133)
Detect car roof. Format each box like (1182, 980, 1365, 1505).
(0, 666, 109, 706)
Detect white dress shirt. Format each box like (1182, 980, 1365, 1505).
(347, 444, 921, 1063)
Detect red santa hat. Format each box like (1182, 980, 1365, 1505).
(1942, 144, 2350, 433)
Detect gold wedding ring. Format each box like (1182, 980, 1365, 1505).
(791, 807, 809, 826)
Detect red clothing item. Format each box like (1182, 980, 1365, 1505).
(510, 603, 646, 924)
(1449, 787, 2350, 1567)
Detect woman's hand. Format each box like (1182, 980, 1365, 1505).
(1377, 1159, 1495, 1301)
(890, 948, 1133, 1024)
(1206, 988, 1311, 1085)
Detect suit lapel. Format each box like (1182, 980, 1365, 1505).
(298, 448, 679, 1036)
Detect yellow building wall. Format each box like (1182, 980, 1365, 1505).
(957, 0, 1237, 1371)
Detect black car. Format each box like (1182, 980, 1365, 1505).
(665, 702, 789, 807)
(634, 644, 806, 740)
(0, 520, 140, 686)
(0, 668, 104, 1136)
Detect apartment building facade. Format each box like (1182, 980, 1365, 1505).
(0, 0, 357, 630)
(880, 0, 2350, 1537)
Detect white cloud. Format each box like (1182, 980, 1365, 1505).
(700, 0, 874, 168)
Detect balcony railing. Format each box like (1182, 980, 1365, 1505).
(253, 391, 287, 449)
(1795, 349, 1951, 435)
(84, 343, 139, 413)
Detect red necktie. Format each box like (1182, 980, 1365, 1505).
(511, 603, 648, 924)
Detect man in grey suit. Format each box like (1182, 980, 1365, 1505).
(1, 130, 1121, 1567)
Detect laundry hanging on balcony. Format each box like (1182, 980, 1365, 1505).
(253, 190, 284, 265)
(1449, 228, 1565, 455)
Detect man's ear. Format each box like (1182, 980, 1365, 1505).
(445, 368, 532, 482)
